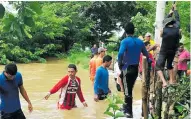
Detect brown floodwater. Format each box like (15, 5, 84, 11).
(0, 59, 142, 119)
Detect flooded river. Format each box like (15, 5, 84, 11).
(0, 59, 142, 119)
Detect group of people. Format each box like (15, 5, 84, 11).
(90, 44, 113, 101)
(0, 3, 190, 119)
(116, 4, 190, 118)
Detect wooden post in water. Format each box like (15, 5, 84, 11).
(155, 78, 162, 119)
(142, 56, 148, 119)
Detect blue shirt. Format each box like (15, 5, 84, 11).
(118, 36, 149, 70)
(94, 66, 109, 94)
(0, 72, 23, 113)
(91, 47, 98, 54)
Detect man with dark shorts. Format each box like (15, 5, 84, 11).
(118, 22, 150, 118)
(156, 17, 182, 87)
(0, 63, 33, 119)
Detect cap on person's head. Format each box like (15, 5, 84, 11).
(98, 47, 107, 53)
(124, 22, 135, 35)
(145, 32, 152, 37)
(163, 17, 175, 27)
(5, 63, 17, 75)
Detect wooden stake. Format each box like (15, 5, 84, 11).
(156, 79, 162, 119)
(142, 56, 148, 119)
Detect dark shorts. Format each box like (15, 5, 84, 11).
(97, 89, 108, 100)
(1, 109, 25, 119)
(120, 65, 138, 97)
(156, 51, 176, 71)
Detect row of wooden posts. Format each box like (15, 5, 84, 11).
(142, 56, 163, 119)
(110, 52, 163, 118)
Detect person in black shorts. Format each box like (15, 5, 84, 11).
(156, 17, 182, 87)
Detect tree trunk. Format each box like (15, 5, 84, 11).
(142, 56, 149, 119)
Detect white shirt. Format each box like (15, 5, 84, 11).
(114, 62, 121, 78)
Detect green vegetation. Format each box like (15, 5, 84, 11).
(67, 43, 90, 69)
(0, 1, 190, 65)
(104, 94, 125, 119)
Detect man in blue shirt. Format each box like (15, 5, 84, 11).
(118, 22, 150, 118)
(94, 55, 112, 102)
(0, 63, 33, 119)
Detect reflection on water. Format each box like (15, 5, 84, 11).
(0, 59, 142, 119)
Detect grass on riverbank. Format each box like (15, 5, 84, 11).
(67, 51, 91, 69)
(67, 50, 118, 70)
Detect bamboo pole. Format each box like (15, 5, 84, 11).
(142, 56, 148, 119)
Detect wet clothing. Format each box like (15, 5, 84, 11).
(1, 109, 25, 119)
(118, 36, 149, 70)
(89, 57, 97, 82)
(94, 66, 109, 98)
(49, 75, 85, 110)
(156, 27, 181, 71)
(0, 72, 23, 113)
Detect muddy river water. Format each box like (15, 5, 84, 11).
(0, 59, 142, 119)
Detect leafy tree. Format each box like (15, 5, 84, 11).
(31, 2, 95, 51)
(84, 1, 146, 43)
(131, 1, 156, 37)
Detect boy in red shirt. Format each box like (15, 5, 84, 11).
(44, 64, 88, 110)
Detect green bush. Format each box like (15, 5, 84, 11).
(104, 94, 125, 119)
(55, 53, 67, 59)
(0, 55, 10, 64)
(68, 43, 91, 69)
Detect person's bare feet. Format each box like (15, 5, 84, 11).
(162, 81, 168, 88)
(169, 80, 177, 85)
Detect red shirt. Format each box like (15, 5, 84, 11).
(49, 75, 85, 110)
(139, 53, 155, 73)
(178, 50, 190, 70)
